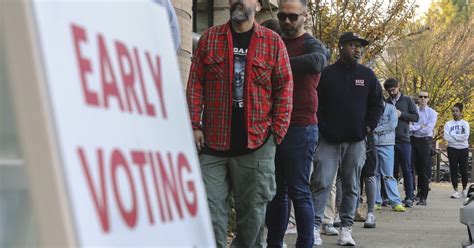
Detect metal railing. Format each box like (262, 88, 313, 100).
(433, 148, 474, 183)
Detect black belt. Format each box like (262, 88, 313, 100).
(411, 136, 432, 141)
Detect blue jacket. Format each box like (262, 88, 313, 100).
(374, 103, 398, 146)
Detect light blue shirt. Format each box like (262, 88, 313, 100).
(410, 106, 437, 138)
(154, 0, 181, 52)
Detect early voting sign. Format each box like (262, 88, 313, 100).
(31, 0, 215, 246)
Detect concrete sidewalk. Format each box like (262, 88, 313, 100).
(283, 183, 469, 248)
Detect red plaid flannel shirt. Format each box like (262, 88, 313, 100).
(186, 22, 293, 150)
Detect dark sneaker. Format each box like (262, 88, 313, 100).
(417, 198, 427, 206)
(404, 199, 413, 208)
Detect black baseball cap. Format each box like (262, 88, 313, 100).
(339, 32, 369, 47)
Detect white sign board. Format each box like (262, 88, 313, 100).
(32, 1, 215, 246)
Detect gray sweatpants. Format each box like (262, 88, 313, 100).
(312, 137, 366, 228)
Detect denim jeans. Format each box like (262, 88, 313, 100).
(375, 145, 402, 206)
(266, 125, 318, 248)
(394, 143, 414, 200)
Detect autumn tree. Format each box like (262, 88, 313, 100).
(307, 0, 417, 64)
(376, 0, 474, 142)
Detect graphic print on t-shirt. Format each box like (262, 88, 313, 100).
(449, 124, 466, 135)
(233, 47, 248, 109)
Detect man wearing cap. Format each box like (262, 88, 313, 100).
(311, 32, 383, 246)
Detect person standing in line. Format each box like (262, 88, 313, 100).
(153, 0, 181, 51)
(320, 177, 340, 236)
(373, 101, 406, 212)
(444, 103, 471, 199)
(186, 0, 294, 247)
(355, 134, 378, 228)
(383, 78, 419, 208)
(265, 0, 328, 247)
(261, 18, 296, 237)
(261, 18, 284, 36)
(410, 91, 437, 206)
(312, 32, 383, 246)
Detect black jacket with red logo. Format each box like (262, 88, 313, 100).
(317, 60, 384, 143)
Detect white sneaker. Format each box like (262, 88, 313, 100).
(285, 222, 297, 234)
(451, 191, 461, 199)
(322, 223, 339, 236)
(364, 212, 376, 228)
(313, 227, 322, 246)
(462, 189, 468, 198)
(334, 213, 341, 227)
(337, 227, 356, 246)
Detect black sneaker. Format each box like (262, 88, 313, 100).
(404, 199, 413, 208)
(417, 198, 427, 206)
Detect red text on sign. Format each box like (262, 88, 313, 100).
(77, 147, 198, 232)
(71, 24, 167, 119)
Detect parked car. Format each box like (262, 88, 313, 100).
(461, 183, 474, 248)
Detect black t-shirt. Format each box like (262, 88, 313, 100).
(201, 28, 254, 156)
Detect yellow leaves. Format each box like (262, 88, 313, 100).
(308, 0, 417, 64)
(375, 16, 473, 141)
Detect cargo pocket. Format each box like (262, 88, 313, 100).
(255, 159, 276, 204)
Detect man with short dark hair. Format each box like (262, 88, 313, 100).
(383, 78, 419, 208)
(265, 0, 328, 247)
(312, 32, 383, 246)
(186, 0, 293, 247)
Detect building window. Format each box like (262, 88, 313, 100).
(193, 0, 213, 34)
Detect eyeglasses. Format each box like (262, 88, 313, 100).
(418, 96, 429, 99)
(277, 12, 303, 22)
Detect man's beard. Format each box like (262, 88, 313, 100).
(282, 26, 297, 37)
(230, 2, 253, 23)
(341, 53, 358, 65)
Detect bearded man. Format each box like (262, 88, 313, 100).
(186, 0, 294, 247)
